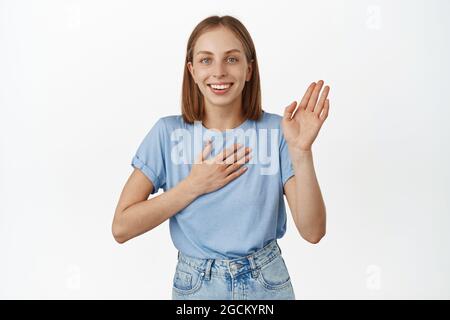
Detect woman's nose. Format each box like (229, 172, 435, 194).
(212, 62, 227, 78)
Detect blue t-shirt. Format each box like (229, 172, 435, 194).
(131, 110, 295, 259)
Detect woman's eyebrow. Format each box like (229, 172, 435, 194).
(196, 49, 241, 56)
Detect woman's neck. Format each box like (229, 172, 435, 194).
(202, 100, 245, 132)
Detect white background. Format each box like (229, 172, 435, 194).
(1, 0, 449, 299)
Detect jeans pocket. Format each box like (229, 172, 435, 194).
(172, 261, 204, 295)
(257, 255, 292, 291)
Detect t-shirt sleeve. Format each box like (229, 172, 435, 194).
(131, 118, 167, 195)
(280, 128, 295, 187)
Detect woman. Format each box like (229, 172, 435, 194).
(112, 15, 330, 300)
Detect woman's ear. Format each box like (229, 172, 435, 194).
(187, 61, 196, 82)
(246, 59, 254, 82)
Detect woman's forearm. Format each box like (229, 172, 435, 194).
(288, 147, 326, 243)
(113, 179, 199, 243)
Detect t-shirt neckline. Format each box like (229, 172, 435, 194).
(201, 117, 250, 134)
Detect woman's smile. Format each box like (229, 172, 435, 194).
(207, 83, 234, 95)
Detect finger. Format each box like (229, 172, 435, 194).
(214, 143, 242, 163)
(306, 80, 324, 112)
(298, 82, 316, 112)
(195, 139, 212, 163)
(314, 85, 330, 116)
(223, 146, 251, 165)
(222, 144, 249, 165)
(283, 101, 297, 121)
(320, 99, 330, 121)
(225, 154, 252, 174)
(223, 165, 248, 184)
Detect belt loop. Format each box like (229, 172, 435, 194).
(204, 259, 213, 281)
(248, 255, 259, 279)
(275, 240, 282, 255)
(177, 251, 180, 260)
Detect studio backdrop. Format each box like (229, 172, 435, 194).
(1, 0, 449, 299)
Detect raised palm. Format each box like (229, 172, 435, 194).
(282, 80, 330, 151)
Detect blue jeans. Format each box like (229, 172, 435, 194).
(172, 240, 296, 300)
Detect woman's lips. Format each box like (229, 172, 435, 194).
(207, 83, 234, 95)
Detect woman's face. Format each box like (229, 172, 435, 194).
(187, 26, 253, 109)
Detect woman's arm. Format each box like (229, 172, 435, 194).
(112, 142, 251, 243)
(112, 168, 198, 243)
(281, 80, 330, 244)
(283, 149, 326, 243)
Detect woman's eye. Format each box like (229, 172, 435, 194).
(200, 57, 238, 64)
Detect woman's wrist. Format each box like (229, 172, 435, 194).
(287, 143, 313, 160)
(182, 176, 203, 199)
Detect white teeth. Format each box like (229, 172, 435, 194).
(210, 84, 231, 90)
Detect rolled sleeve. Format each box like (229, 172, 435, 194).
(131, 118, 167, 194)
(280, 127, 295, 187)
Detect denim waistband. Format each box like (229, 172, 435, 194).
(176, 239, 282, 279)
